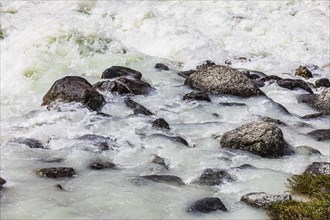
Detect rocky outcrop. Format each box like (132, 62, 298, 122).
(241, 192, 291, 208)
(277, 79, 313, 94)
(155, 63, 169, 71)
(183, 91, 211, 102)
(220, 121, 291, 158)
(304, 162, 330, 175)
(101, 66, 142, 79)
(297, 88, 330, 115)
(294, 66, 313, 79)
(93, 77, 154, 95)
(42, 76, 105, 111)
(194, 168, 232, 186)
(307, 129, 330, 141)
(315, 78, 330, 88)
(35, 167, 76, 178)
(184, 65, 264, 98)
(11, 138, 46, 149)
(131, 175, 184, 186)
(152, 118, 170, 130)
(187, 197, 227, 213)
(125, 98, 153, 116)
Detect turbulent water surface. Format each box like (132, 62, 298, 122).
(1, 1, 329, 219)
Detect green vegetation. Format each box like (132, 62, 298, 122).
(267, 174, 330, 220)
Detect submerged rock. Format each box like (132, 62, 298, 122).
(260, 117, 287, 126)
(301, 112, 325, 119)
(93, 77, 154, 95)
(101, 66, 142, 79)
(307, 129, 330, 141)
(187, 197, 227, 213)
(152, 118, 170, 130)
(219, 102, 246, 107)
(304, 162, 330, 175)
(125, 98, 153, 116)
(89, 160, 116, 170)
(260, 75, 282, 83)
(295, 146, 322, 156)
(42, 76, 105, 111)
(194, 168, 232, 186)
(232, 164, 256, 170)
(277, 79, 313, 94)
(315, 78, 330, 88)
(132, 175, 184, 186)
(11, 137, 46, 149)
(177, 70, 195, 78)
(183, 91, 211, 102)
(294, 66, 313, 79)
(297, 88, 330, 115)
(220, 121, 290, 158)
(184, 64, 264, 97)
(143, 155, 169, 175)
(35, 167, 76, 178)
(241, 192, 291, 208)
(77, 134, 117, 151)
(0, 177, 6, 188)
(151, 134, 190, 146)
(155, 63, 169, 71)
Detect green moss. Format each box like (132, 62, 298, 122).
(267, 174, 330, 220)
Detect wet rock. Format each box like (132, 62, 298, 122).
(55, 184, 65, 191)
(155, 63, 169, 71)
(42, 76, 105, 111)
(237, 69, 267, 79)
(301, 112, 325, 119)
(294, 66, 313, 79)
(225, 56, 251, 66)
(315, 78, 330, 88)
(78, 134, 117, 151)
(143, 155, 169, 175)
(233, 164, 256, 170)
(260, 75, 282, 83)
(297, 88, 330, 115)
(194, 168, 232, 186)
(177, 70, 195, 78)
(89, 160, 116, 170)
(152, 118, 170, 130)
(35, 167, 76, 178)
(295, 146, 322, 156)
(187, 197, 227, 213)
(249, 74, 261, 80)
(12, 137, 46, 149)
(150, 155, 167, 167)
(125, 98, 153, 116)
(277, 78, 313, 94)
(101, 66, 142, 79)
(304, 162, 330, 175)
(220, 121, 290, 158)
(241, 192, 291, 208)
(0, 177, 6, 188)
(184, 65, 264, 98)
(307, 129, 330, 141)
(252, 79, 265, 88)
(261, 117, 287, 126)
(183, 91, 211, 102)
(219, 102, 246, 107)
(132, 175, 184, 186)
(93, 77, 154, 95)
(151, 134, 189, 146)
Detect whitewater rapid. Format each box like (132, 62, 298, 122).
(1, 1, 329, 219)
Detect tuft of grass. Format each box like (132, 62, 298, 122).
(267, 173, 330, 220)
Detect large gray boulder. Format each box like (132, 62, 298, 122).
(297, 88, 330, 115)
(220, 121, 290, 158)
(241, 192, 291, 208)
(184, 64, 264, 97)
(42, 76, 105, 111)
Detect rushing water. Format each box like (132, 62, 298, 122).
(1, 1, 329, 219)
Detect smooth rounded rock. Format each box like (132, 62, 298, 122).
(315, 78, 330, 88)
(101, 66, 142, 79)
(187, 197, 227, 213)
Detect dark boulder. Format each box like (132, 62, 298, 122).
(183, 91, 211, 102)
(241, 192, 291, 208)
(93, 77, 154, 95)
(294, 66, 313, 79)
(152, 118, 170, 130)
(252, 79, 265, 88)
(155, 63, 169, 71)
(101, 66, 142, 79)
(132, 175, 184, 186)
(277, 78, 313, 94)
(125, 98, 153, 116)
(315, 78, 330, 88)
(184, 64, 264, 97)
(11, 137, 46, 149)
(187, 197, 227, 213)
(297, 88, 330, 115)
(89, 160, 116, 170)
(307, 129, 330, 141)
(260, 75, 282, 83)
(177, 70, 195, 78)
(35, 167, 76, 178)
(220, 121, 290, 158)
(194, 168, 232, 186)
(304, 162, 330, 175)
(42, 76, 105, 111)
(0, 177, 6, 188)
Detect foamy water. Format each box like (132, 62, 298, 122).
(1, 1, 329, 219)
